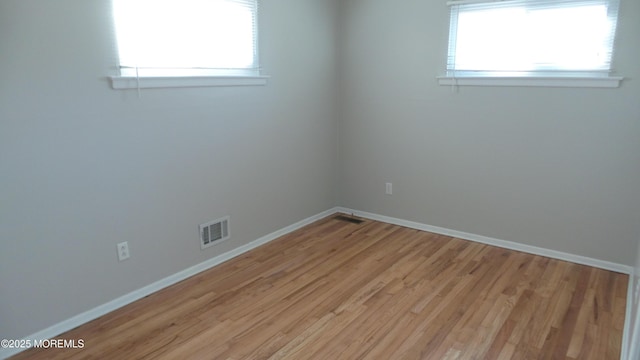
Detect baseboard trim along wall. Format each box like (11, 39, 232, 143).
(629, 293, 640, 360)
(0, 208, 337, 360)
(336, 207, 635, 360)
(622, 276, 635, 360)
(625, 262, 640, 360)
(3, 206, 634, 360)
(337, 207, 632, 274)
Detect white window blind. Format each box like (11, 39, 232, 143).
(446, 0, 620, 77)
(112, 0, 259, 77)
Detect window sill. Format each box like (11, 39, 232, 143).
(110, 75, 269, 89)
(437, 75, 623, 88)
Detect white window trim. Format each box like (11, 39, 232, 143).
(110, 75, 269, 90)
(110, 0, 266, 90)
(437, 75, 623, 88)
(440, 0, 623, 88)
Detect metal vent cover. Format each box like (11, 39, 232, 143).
(200, 216, 230, 250)
(334, 214, 365, 224)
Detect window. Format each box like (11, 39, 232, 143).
(111, 0, 267, 89)
(440, 0, 622, 87)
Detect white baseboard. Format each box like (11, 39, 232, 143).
(626, 273, 640, 360)
(337, 207, 632, 274)
(338, 207, 635, 359)
(0, 207, 339, 360)
(622, 275, 635, 360)
(629, 308, 640, 360)
(3, 206, 633, 359)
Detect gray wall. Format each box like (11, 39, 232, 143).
(2, 0, 639, 347)
(0, 0, 338, 340)
(337, 0, 640, 265)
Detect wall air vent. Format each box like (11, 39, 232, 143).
(200, 216, 230, 250)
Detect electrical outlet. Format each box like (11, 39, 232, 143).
(386, 182, 393, 195)
(117, 241, 130, 262)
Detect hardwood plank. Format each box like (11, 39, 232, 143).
(10, 216, 627, 360)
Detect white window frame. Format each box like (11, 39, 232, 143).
(438, 0, 623, 88)
(109, 0, 268, 89)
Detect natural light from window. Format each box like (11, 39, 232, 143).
(447, 0, 619, 78)
(112, 0, 257, 77)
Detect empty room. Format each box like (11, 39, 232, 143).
(1, 0, 639, 359)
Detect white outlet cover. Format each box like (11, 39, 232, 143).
(117, 242, 130, 261)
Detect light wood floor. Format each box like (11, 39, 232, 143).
(12, 215, 628, 359)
